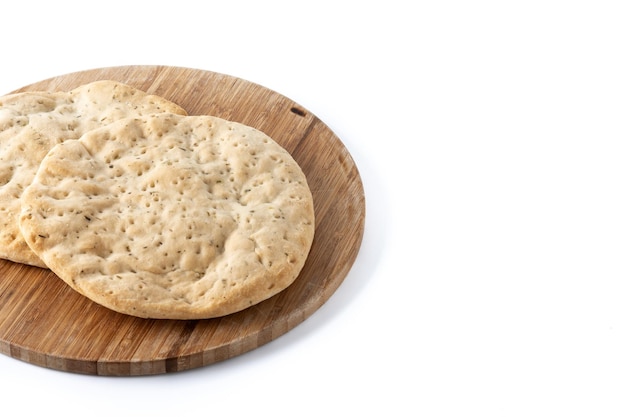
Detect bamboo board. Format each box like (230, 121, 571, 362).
(0, 65, 365, 375)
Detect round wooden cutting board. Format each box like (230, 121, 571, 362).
(0, 66, 365, 375)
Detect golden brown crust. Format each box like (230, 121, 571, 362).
(20, 114, 315, 319)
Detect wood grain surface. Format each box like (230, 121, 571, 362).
(0, 66, 365, 375)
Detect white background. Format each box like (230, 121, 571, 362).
(1, 1, 626, 415)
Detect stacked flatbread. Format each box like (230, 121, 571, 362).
(1, 81, 315, 320)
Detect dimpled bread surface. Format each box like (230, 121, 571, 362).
(0, 81, 187, 267)
(19, 113, 315, 319)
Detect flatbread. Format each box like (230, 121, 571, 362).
(0, 80, 187, 267)
(19, 113, 315, 319)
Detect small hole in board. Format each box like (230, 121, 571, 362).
(290, 107, 306, 117)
